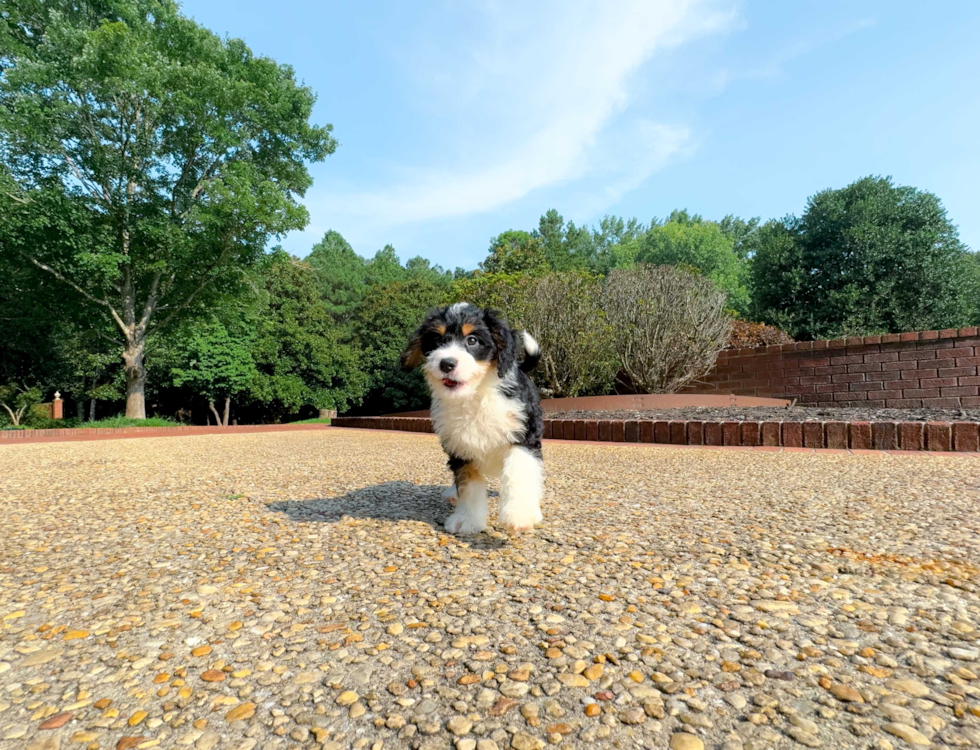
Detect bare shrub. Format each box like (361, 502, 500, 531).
(520, 273, 618, 397)
(603, 265, 731, 393)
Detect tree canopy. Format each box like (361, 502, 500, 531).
(636, 210, 750, 315)
(352, 276, 447, 414)
(751, 176, 975, 339)
(480, 231, 549, 275)
(248, 251, 366, 419)
(0, 0, 335, 417)
(168, 317, 256, 425)
(306, 230, 367, 326)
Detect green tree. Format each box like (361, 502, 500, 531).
(53, 321, 124, 421)
(966, 251, 980, 325)
(480, 231, 548, 275)
(0, 383, 42, 427)
(752, 176, 974, 339)
(404, 256, 453, 291)
(353, 276, 448, 414)
(365, 245, 408, 287)
(636, 212, 750, 314)
(168, 318, 256, 425)
(589, 215, 648, 275)
(0, 184, 123, 419)
(718, 215, 761, 259)
(537, 209, 567, 270)
(249, 252, 366, 420)
(533, 209, 596, 272)
(306, 231, 367, 326)
(0, 0, 335, 418)
(747, 220, 802, 334)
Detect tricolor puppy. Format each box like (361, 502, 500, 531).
(400, 302, 544, 534)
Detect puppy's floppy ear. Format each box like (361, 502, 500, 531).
(400, 329, 425, 370)
(401, 309, 438, 370)
(484, 308, 516, 376)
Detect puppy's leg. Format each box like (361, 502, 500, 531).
(497, 445, 544, 532)
(444, 463, 487, 535)
(442, 484, 458, 506)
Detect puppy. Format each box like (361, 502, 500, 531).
(400, 302, 544, 534)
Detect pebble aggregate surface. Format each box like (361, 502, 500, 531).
(1, 429, 979, 750)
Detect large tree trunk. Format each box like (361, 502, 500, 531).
(208, 400, 222, 426)
(122, 340, 147, 420)
(89, 398, 96, 421)
(222, 396, 231, 427)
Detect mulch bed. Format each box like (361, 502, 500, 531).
(550, 406, 980, 423)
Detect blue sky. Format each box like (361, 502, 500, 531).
(182, 0, 980, 270)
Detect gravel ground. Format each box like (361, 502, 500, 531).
(1, 430, 979, 750)
(550, 407, 980, 423)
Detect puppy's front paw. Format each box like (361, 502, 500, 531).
(497, 503, 543, 533)
(444, 510, 486, 535)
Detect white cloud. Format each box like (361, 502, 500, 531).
(309, 0, 738, 229)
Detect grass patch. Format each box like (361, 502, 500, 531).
(288, 417, 332, 425)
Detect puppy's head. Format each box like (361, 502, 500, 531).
(401, 302, 516, 397)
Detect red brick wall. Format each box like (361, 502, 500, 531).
(684, 327, 980, 408)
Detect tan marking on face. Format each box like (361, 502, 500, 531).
(461, 323, 475, 335)
(435, 323, 446, 335)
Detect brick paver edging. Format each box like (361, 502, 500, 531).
(332, 416, 980, 453)
(0, 423, 332, 443)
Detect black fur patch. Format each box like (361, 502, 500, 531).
(499, 367, 543, 457)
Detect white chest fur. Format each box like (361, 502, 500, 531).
(431, 378, 524, 467)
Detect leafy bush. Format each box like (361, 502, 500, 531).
(603, 266, 731, 393)
(727, 320, 794, 350)
(23, 415, 83, 429)
(752, 176, 975, 339)
(449, 272, 530, 313)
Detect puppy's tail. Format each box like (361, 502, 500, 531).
(518, 331, 541, 373)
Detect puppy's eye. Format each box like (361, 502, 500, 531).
(466, 335, 478, 347)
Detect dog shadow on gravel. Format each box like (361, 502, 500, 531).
(268, 482, 506, 548)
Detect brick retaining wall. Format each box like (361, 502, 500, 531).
(332, 416, 980, 453)
(682, 327, 980, 408)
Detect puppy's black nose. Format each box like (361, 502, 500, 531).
(439, 358, 457, 373)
